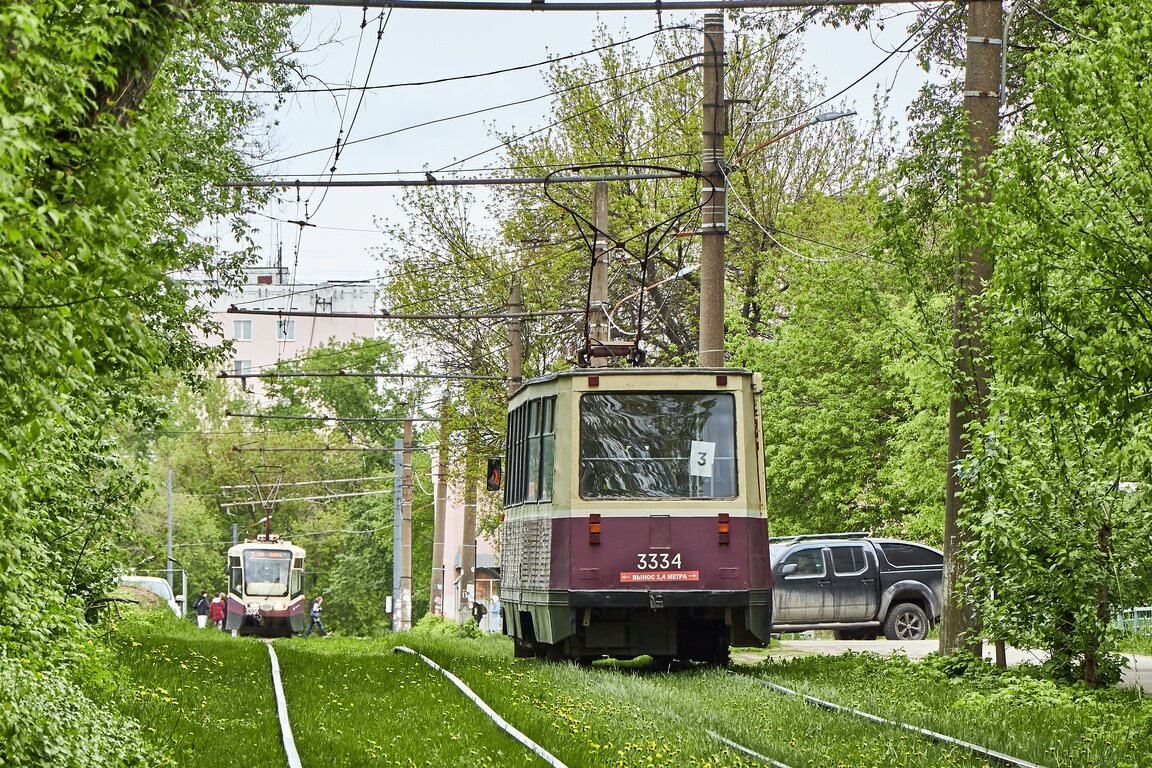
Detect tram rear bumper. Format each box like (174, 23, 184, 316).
(568, 588, 770, 609)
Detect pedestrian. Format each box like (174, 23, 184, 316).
(192, 590, 210, 629)
(306, 596, 328, 637)
(471, 599, 487, 628)
(209, 592, 225, 630)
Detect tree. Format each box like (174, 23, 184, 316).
(0, 0, 301, 761)
(966, 0, 1152, 686)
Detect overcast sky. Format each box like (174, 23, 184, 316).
(238, 5, 934, 285)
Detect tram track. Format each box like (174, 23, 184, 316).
(258, 636, 1050, 768)
(728, 669, 1050, 768)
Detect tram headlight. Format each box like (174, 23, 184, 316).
(274, 602, 285, 611)
(260, 603, 272, 612)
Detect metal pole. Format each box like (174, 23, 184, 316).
(166, 469, 175, 594)
(698, 13, 726, 367)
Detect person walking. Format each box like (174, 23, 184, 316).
(306, 596, 328, 637)
(192, 591, 210, 629)
(209, 592, 225, 630)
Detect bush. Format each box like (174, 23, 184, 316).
(0, 653, 160, 768)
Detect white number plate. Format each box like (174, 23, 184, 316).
(635, 552, 683, 570)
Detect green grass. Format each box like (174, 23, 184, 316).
(1117, 632, 1152, 656)
(112, 614, 1152, 767)
(744, 651, 1152, 768)
(110, 610, 284, 767)
(273, 636, 541, 767)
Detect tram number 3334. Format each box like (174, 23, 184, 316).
(635, 552, 683, 570)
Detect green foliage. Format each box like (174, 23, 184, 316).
(963, 0, 1152, 685)
(0, 0, 302, 763)
(0, 652, 161, 768)
(412, 612, 482, 639)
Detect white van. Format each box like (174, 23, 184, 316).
(117, 575, 184, 617)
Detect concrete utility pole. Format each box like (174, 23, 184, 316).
(400, 419, 413, 631)
(590, 181, 611, 365)
(391, 436, 402, 629)
(430, 399, 449, 615)
(698, 13, 726, 368)
(940, 0, 1003, 657)
(507, 281, 524, 395)
(460, 456, 478, 623)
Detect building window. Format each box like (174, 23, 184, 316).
(276, 318, 296, 341)
(233, 359, 252, 375)
(233, 319, 252, 341)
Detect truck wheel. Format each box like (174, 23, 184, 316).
(883, 603, 929, 640)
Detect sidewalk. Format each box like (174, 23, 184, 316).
(735, 639, 1152, 695)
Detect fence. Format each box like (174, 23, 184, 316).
(1115, 607, 1152, 635)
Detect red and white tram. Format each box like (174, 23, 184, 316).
(499, 368, 772, 664)
(225, 535, 306, 637)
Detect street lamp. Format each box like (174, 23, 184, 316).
(732, 110, 857, 165)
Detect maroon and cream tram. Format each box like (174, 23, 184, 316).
(499, 368, 772, 664)
(225, 535, 306, 637)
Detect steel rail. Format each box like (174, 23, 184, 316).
(264, 642, 303, 768)
(706, 730, 794, 768)
(746, 675, 1050, 768)
(393, 646, 569, 767)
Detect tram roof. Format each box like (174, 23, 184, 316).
(512, 367, 759, 399)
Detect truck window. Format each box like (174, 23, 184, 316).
(829, 544, 870, 576)
(780, 547, 825, 577)
(879, 542, 943, 568)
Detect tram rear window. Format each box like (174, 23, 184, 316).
(579, 392, 737, 499)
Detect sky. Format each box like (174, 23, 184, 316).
(238, 3, 937, 285)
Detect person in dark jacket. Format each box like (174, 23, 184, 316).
(192, 591, 210, 629)
(306, 596, 328, 637)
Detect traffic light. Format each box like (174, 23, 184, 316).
(485, 457, 502, 491)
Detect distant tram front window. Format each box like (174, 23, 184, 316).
(579, 392, 737, 499)
(243, 549, 292, 597)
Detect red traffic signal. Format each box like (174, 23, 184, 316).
(485, 457, 502, 491)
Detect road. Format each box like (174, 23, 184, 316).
(733, 639, 1152, 695)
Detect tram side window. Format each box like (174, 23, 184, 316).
(504, 396, 556, 506)
(229, 556, 242, 593)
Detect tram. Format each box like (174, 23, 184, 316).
(498, 368, 772, 664)
(224, 534, 306, 637)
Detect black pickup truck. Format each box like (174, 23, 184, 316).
(769, 534, 944, 641)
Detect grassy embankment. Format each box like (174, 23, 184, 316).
(112, 613, 1152, 767)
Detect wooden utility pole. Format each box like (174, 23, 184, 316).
(590, 181, 611, 365)
(698, 13, 726, 368)
(430, 400, 449, 615)
(400, 418, 413, 630)
(507, 281, 524, 394)
(940, 0, 1003, 657)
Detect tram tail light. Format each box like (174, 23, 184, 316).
(718, 513, 730, 545)
(589, 513, 601, 545)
